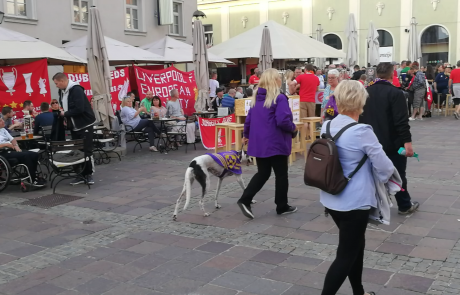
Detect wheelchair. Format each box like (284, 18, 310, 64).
(0, 149, 44, 193)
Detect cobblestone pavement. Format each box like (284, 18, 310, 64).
(0, 115, 459, 294)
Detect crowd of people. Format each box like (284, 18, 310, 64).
(237, 60, 436, 295)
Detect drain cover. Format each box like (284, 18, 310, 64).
(20, 194, 83, 209)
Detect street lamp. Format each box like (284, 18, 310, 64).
(0, 11, 4, 24)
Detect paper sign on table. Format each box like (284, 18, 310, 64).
(245, 100, 251, 116)
(288, 98, 293, 109)
(292, 98, 300, 111)
(292, 110, 300, 122)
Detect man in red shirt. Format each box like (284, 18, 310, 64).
(289, 63, 319, 136)
(249, 67, 260, 85)
(449, 60, 460, 119)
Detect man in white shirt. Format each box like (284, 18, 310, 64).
(316, 69, 325, 89)
(166, 89, 196, 144)
(0, 117, 46, 188)
(209, 73, 219, 108)
(235, 87, 244, 98)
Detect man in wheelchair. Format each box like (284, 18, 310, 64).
(0, 118, 46, 188)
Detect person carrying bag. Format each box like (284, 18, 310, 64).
(304, 81, 394, 295)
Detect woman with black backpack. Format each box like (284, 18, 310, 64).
(317, 81, 394, 295)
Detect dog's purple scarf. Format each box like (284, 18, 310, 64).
(206, 150, 242, 175)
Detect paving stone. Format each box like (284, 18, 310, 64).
(156, 277, 206, 294)
(179, 265, 227, 283)
(196, 284, 238, 295)
(75, 277, 119, 295)
(49, 271, 95, 289)
(376, 242, 415, 256)
(223, 246, 262, 259)
(243, 278, 292, 295)
(106, 238, 143, 249)
(232, 261, 276, 277)
(250, 250, 291, 265)
(132, 271, 174, 290)
(78, 260, 121, 276)
(210, 272, 259, 290)
(295, 271, 326, 289)
(126, 254, 169, 271)
(280, 255, 323, 271)
(282, 284, 322, 295)
(0, 253, 18, 265)
(103, 250, 144, 264)
(196, 241, 234, 254)
(202, 255, 245, 270)
(175, 250, 215, 265)
(17, 283, 65, 295)
(102, 284, 158, 295)
(264, 266, 307, 284)
(102, 265, 148, 282)
(126, 241, 167, 255)
(409, 246, 451, 261)
(387, 273, 435, 293)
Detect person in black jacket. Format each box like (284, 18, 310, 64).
(53, 73, 97, 185)
(359, 63, 419, 215)
(351, 65, 365, 80)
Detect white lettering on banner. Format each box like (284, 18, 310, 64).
(68, 74, 89, 83)
(199, 116, 233, 127)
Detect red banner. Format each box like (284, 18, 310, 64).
(134, 65, 197, 116)
(65, 67, 130, 113)
(198, 114, 236, 150)
(0, 59, 52, 118)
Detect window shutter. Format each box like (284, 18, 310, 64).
(158, 0, 173, 25)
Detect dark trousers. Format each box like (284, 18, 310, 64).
(134, 119, 160, 147)
(321, 209, 369, 295)
(387, 153, 412, 211)
(238, 155, 289, 213)
(71, 125, 94, 177)
(2, 151, 39, 182)
(407, 92, 414, 115)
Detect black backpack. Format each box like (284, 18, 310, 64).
(304, 121, 368, 195)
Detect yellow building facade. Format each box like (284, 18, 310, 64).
(198, 0, 459, 66)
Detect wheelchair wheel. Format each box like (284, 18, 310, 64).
(0, 156, 11, 193)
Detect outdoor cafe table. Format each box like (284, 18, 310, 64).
(13, 135, 43, 150)
(150, 118, 177, 154)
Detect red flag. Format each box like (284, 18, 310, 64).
(0, 59, 52, 118)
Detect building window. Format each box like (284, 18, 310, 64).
(126, 0, 139, 30)
(169, 1, 183, 36)
(73, 0, 89, 24)
(377, 30, 393, 47)
(421, 25, 449, 65)
(6, 0, 27, 17)
(204, 24, 213, 47)
(324, 34, 342, 50)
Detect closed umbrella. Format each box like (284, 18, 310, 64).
(408, 17, 422, 62)
(345, 14, 358, 67)
(258, 26, 273, 71)
(193, 19, 210, 112)
(87, 6, 114, 130)
(315, 24, 325, 69)
(367, 21, 380, 66)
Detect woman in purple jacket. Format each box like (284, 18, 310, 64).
(237, 68, 298, 219)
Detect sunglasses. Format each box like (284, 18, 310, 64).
(51, 102, 58, 105)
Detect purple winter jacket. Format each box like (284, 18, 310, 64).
(244, 88, 296, 158)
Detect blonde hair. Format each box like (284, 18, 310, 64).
(334, 80, 368, 114)
(121, 96, 132, 107)
(251, 68, 281, 108)
(285, 69, 294, 82)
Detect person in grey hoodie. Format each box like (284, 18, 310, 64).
(53, 73, 97, 185)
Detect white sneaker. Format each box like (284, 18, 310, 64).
(149, 146, 158, 152)
(409, 117, 415, 121)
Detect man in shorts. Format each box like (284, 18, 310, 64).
(448, 60, 460, 119)
(289, 63, 319, 137)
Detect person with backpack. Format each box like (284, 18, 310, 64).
(315, 81, 394, 295)
(237, 68, 298, 219)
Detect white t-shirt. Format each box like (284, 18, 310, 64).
(0, 128, 13, 144)
(317, 75, 325, 89)
(209, 79, 219, 97)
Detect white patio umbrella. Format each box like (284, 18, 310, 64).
(62, 35, 166, 65)
(141, 36, 231, 64)
(258, 26, 273, 72)
(87, 6, 114, 130)
(367, 21, 380, 66)
(0, 26, 85, 65)
(315, 24, 325, 69)
(193, 20, 210, 112)
(345, 14, 358, 67)
(408, 17, 422, 63)
(209, 21, 344, 59)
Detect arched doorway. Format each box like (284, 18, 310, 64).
(421, 25, 449, 66)
(376, 29, 394, 63)
(323, 34, 343, 65)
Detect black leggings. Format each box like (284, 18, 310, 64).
(238, 155, 289, 213)
(321, 209, 369, 295)
(134, 119, 160, 147)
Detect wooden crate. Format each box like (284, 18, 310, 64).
(235, 98, 251, 117)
